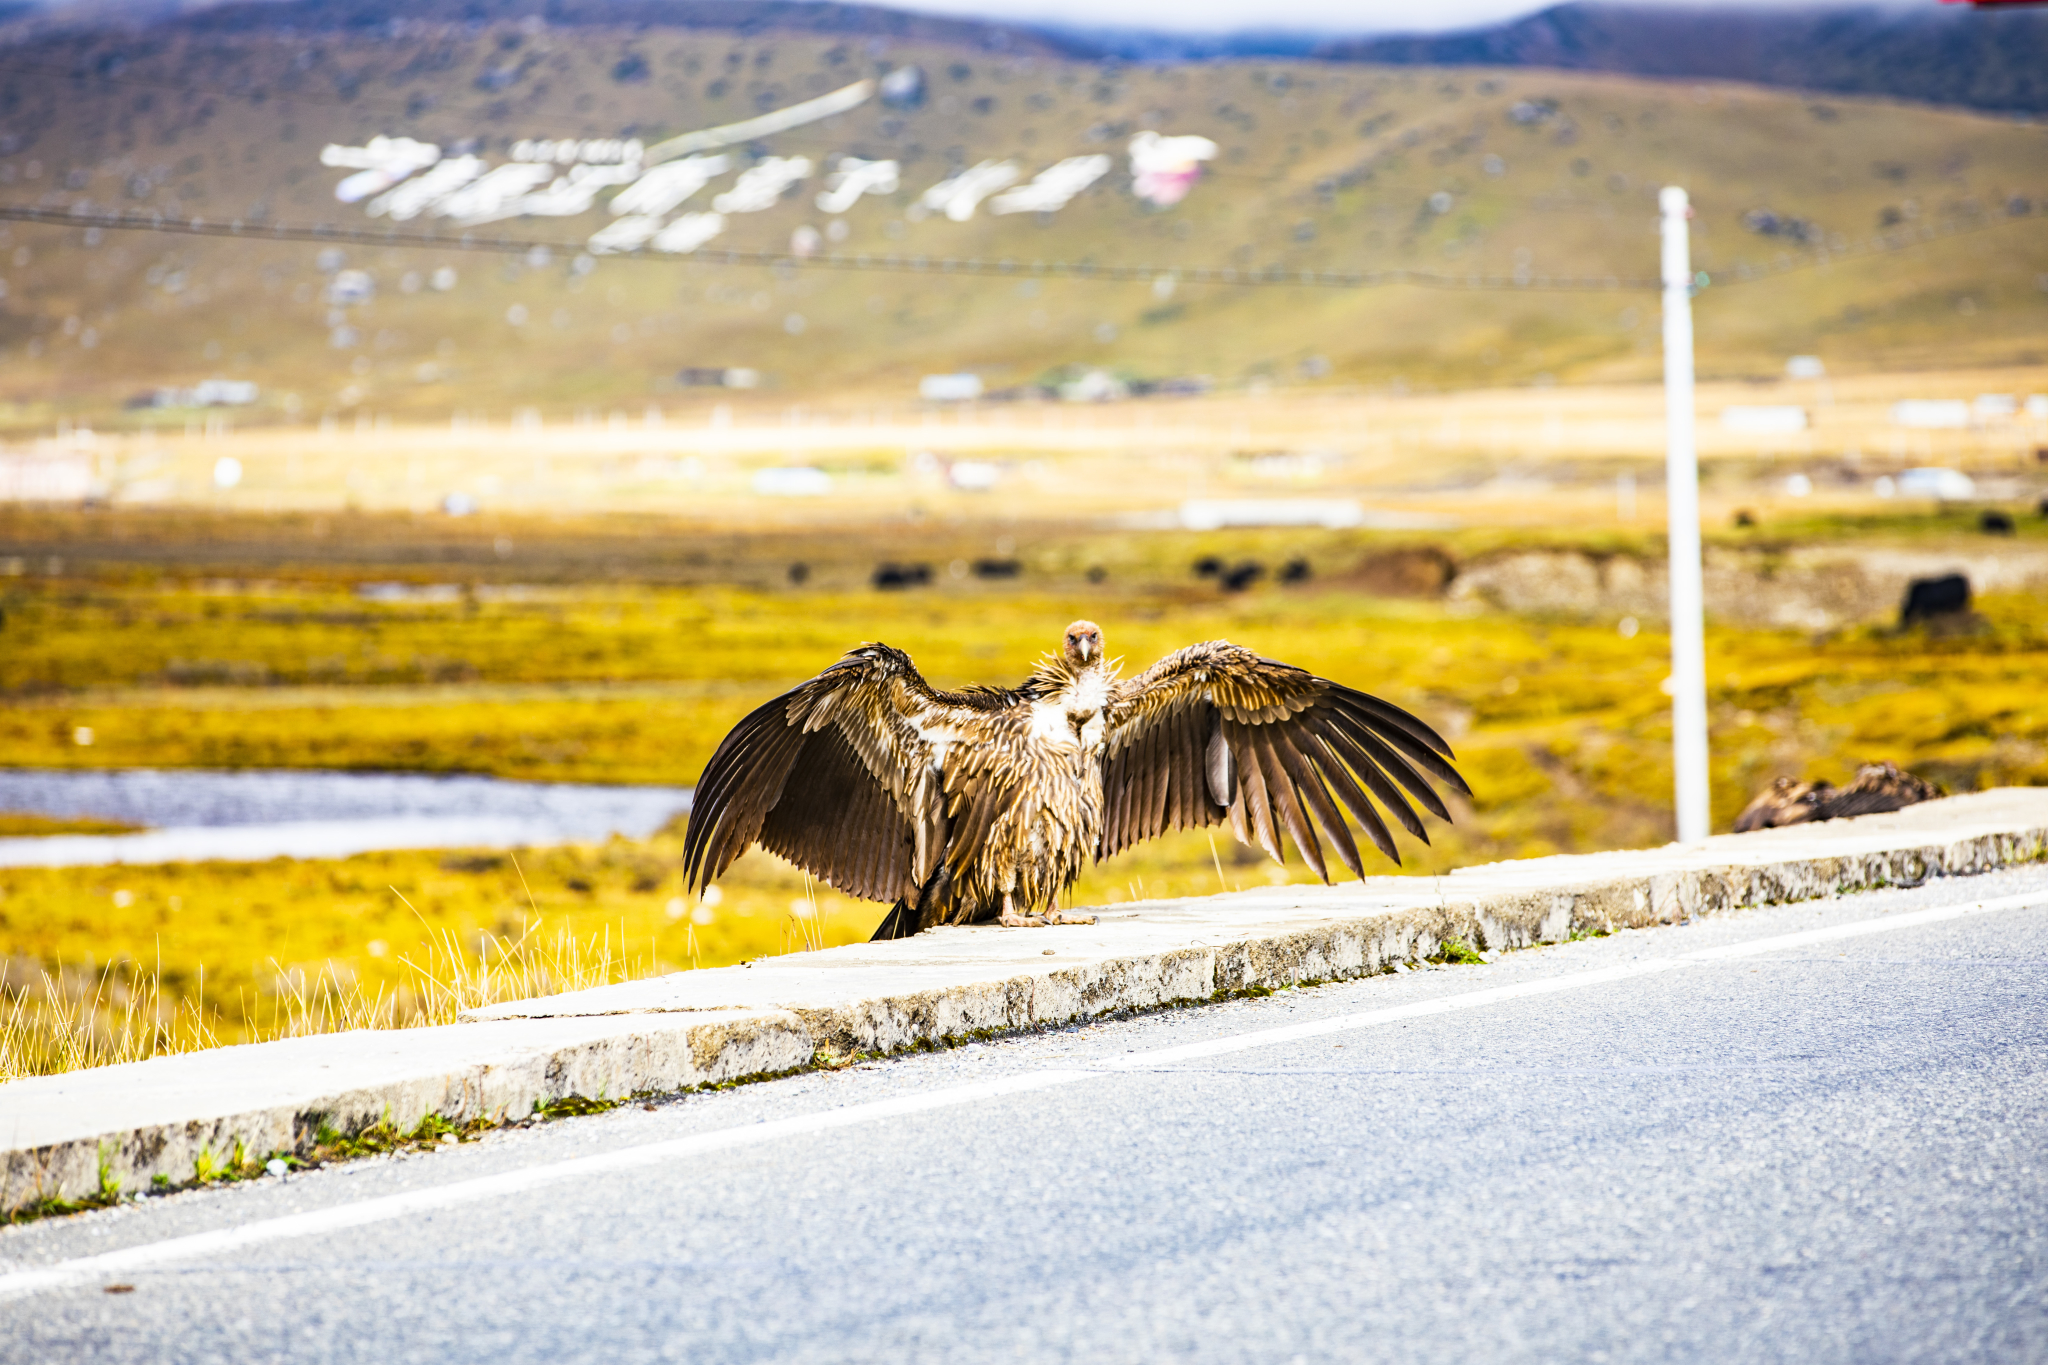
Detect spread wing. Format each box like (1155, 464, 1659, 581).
(1099, 641, 1470, 879)
(680, 645, 1027, 903)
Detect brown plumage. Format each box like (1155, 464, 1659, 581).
(1732, 761, 1941, 833)
(681, 620, 1471, 939)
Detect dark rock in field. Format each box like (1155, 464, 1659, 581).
(1743, 207, 1823, 244)
(971, 558, 1021, 579)
(872, 562, 933, 590)
(1356, 545, 1457, 598)
(1192, 555, 1224, 578)
(1279, 558, 1312, 584)
(2039, 495, 2048, 519)
(1220, 561, 1264, 592)
(1085, 565, 1108, 584)
(1733, 509, 1757, 528)
(787, 562, 810, 585)
(1980, 510, 2015, 535)
(1900, 573, 1970, 626)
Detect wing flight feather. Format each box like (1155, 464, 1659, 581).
(682, 645, 1022, 903)
(1100, 641, 1467, 877)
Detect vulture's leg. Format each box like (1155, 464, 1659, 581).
(996, 891, 1048, 928)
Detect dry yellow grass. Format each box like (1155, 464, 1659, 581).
(0, 839, 873, 1080)
(6, 586, 2046, 1079)
(4, 499, 2046, 1077)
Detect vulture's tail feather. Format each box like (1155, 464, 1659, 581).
(870, 900, 915, 941)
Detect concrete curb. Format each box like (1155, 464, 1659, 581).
(0, 1010, 811, 1218)
(4, 789, 2045, 1213)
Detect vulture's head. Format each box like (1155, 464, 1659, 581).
(1062, 619, 1104, 667)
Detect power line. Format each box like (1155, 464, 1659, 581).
(0, 198, 2031, 293)
(0, 203, 1661, 290)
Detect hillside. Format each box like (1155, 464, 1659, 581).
(0, 5, 2042, 428)
(1317, 3, 2048, 118)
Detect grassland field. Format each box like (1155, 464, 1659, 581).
(3, 499, 2048, 1075)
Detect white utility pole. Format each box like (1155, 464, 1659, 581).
(1661, 185, 1710, 843)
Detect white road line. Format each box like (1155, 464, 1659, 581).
(2, 887, 2039, 1301)
(1110, 888, 2047, 1068)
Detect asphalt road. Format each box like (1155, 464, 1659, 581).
(6, 867, 2046, 1364)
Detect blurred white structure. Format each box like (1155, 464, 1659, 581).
(368, 156, 484, 220)
(1892, 400, 1971, 429)
(0, 453, 94, 502)
(991, 155, 1112, 215)
(948, 461, 1001, 491)
(1129, 132, 1217, 208)
(587, 216, 662, 254)
(649, 213, 725, 253)
(880, 66, 925, 109)
(322, 137, 440, 203)
(816, 158, 899, 214)
(752, 467, 832, 496)
(499, 163, 641, 220)
(1060, 369, 1127, 402)
(212, 457, 243, 489)
(1785, 355, 1826, 379)
(1179, 499, 1364, 530)
(918, 162, 1020, 222)
(919, 374, 983, 402)
(1720, 405, 1807, 435)
(512, 138, 643, 165)
(610, 155, 730, 217)
(714, 158, 812, 214)
(1896, 467, 1977, 500)
(432, 164, 554, 224)
(145, 380, 258, 408)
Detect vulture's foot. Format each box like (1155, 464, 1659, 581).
(996, 910, 1098, 928)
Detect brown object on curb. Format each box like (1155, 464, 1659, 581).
(1734, 761, 1942, 832)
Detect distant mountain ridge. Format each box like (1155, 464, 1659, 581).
(1312, 3, 2048, 117)
(4, 0, 1083, 57)
(9, 0, 2048, 118)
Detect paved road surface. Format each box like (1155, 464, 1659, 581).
(5, 868, 2045, 1363)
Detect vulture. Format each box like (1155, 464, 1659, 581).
(1732, 761, 1941, 833)
(682, 620, 1470, 939)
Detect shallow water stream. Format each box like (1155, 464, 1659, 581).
(0, 768, 693, 868)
